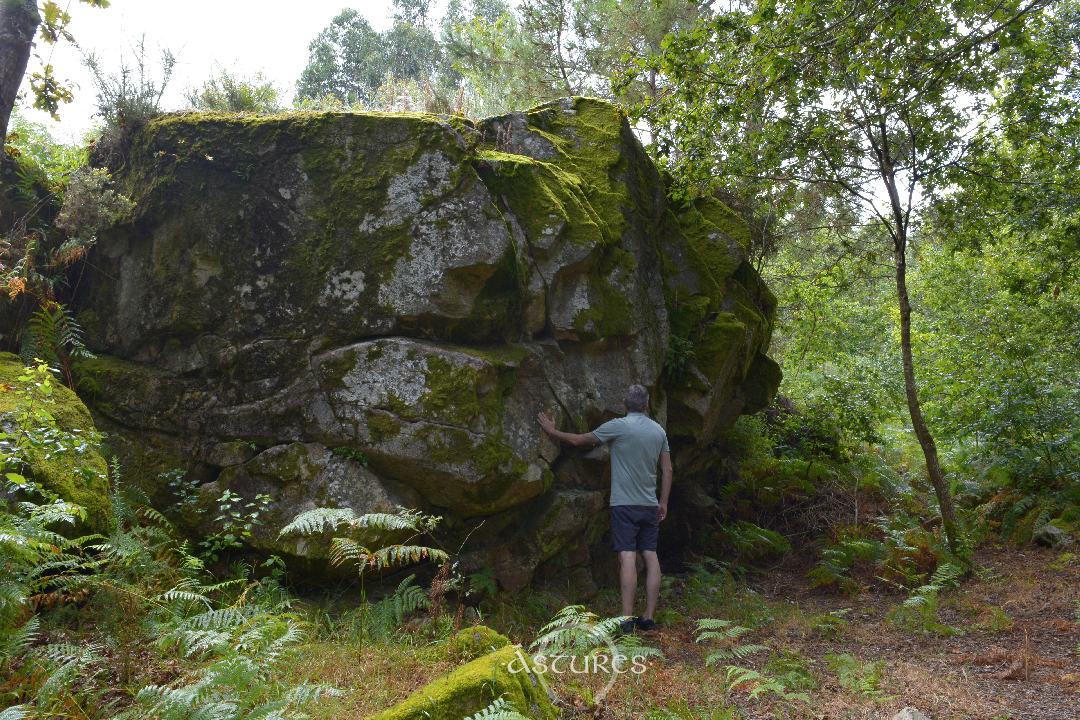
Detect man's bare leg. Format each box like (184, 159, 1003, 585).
(618, 550, 638, 617)
(641, 550, 661, 620)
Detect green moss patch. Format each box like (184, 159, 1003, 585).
(368, 644, 557, 720)
(446, 625, 511, 662)
(477, 150, 608, 248)
(365, 410, 403, 443)
(0, 353, 111, 531)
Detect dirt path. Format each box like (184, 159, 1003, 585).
(583, 546, 1080, 719)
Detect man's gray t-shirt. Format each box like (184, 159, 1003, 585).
(590, 412, 670, 507)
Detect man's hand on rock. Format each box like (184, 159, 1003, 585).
(536, 410, 557, 436)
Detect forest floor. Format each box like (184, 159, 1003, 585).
(293, 545, 1080, 720)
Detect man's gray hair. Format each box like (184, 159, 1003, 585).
(625, 384, 649, 413)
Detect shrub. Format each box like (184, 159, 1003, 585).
(85, 37, 176, 128)
(2, 167, 130, 307)
(85, 37, 177, 167)
(4, 111, 87, 185)
(185, 69, 281, 113)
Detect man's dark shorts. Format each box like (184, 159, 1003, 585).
(610, 505, 659, 552)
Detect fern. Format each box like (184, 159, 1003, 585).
(722, 521, 791, 560)
(281, 506, 449, 641)
(34, 641, 109, 702)
(1000, 493, 1039, 543)
(695, 618, 767, 666)
(903, 561, 965, 608)
(808, 536, 886, 592)
(825, 652, 886, 697)
(132, 571, 340, 718)
(0, 613, 38, 661)
(278, 507, 362, 536)
(368, 543, 449, 569)
(20, 302, 94, 389)
(531, 605, 663, 662)
(0, 457, 85, 668)
(367, 574, 431, 639)
(279, 506, 438, 537)
(724, 665, 810, 703)
(464, 697, 530, 720)
(282, 507, 447, 580)
(1, 358, 330, 719)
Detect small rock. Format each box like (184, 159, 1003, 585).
(1034, 523, 1073, 549)
(893, 709, 932, 720)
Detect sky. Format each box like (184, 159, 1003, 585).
(17, 0, 449, 142)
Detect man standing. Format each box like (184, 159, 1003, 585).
(536, 384, 672, 632)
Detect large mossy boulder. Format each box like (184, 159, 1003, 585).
(72, 98, 779, 587)
(367, 643, 557, 720)
(0, 353, 111, 530)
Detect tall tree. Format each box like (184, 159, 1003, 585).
(447, 0, 703, 115)
(626, 0, 1063, 555)
(297, 10, 387, 105)
(296, 6, 445, 108)
(392, 0, 433, 27)
(0, 0, 40, 141)
(0, 0, 110, 142)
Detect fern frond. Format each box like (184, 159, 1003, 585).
(328, 537, 371, 567)
(928, 562, 964, 589)
(278, 507, 359, 537)
(464, 697, 530, 720)
(705, 644, 768, 665)
(159, 587, 212, 609)
(368, 544, 449, 570)
(136, 505, 174, 529)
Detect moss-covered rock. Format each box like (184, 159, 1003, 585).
(309, 337, 550, 516)
(446, 625, 511, 662)
(71, 97, 778, 588)
(367, 644, 557, 720)
(0, 353, 111, 530)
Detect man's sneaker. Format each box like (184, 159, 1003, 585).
(618, 618, 637, 634)
(636, 617, 658, 631)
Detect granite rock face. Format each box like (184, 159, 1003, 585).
(73, 98, 779, 588)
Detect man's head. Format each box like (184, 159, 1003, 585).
(624, 384, 649, 413)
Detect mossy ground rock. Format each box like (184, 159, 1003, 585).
(447, 625, 512, 662)
(0, 353, 111, 530)
(367, 643, 557, 720)
(73, 98, 778, 587)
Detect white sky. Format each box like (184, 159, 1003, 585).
(16, 0, 450, 142)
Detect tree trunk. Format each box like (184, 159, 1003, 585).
(894, 233, 963, 556)
(0, 0, 40, 142)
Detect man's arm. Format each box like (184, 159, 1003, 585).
(657, 451, 672, 521)
(536, 411, 600, 448)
